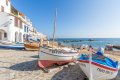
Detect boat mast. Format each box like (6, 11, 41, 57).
(89, 50, 93, 80)
(52, 9, 57, 49)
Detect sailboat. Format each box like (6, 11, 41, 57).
(77, 48, 119, 80)
(38, 9, 79, 71)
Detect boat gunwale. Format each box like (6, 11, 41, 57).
(40, 47, 78, 54)
(78, 60, 119, 71)
(40, 51, 78, 57)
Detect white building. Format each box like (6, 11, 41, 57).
(0, 0, 46, 44)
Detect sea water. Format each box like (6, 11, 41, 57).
(55, 38, 120, 49)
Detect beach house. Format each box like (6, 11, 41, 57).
(0, 0, 45, 44)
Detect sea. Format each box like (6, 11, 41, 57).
(54, 38, 120, 49)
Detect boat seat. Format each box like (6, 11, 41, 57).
(106, 57, 119, 68)
(92, 54, 105, 61)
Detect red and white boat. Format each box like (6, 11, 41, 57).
(38, 9, 79, 70)
(38, 47, 79, 69)
(78, 52, 119, 80)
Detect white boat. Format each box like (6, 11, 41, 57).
(38, 9, 79, 70)
(38, 47, 79, 69)
(81, 44, 89, 50)
(77, 51, 119, 80)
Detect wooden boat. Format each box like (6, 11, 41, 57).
(24, 39, 49, 51)
(38, 9, 79, 71)
(77, 51, 119, 80)
(24, 42, 39, 51)
(38, 46, 79, 69)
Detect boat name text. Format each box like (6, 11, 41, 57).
(97, 68, 113, 75)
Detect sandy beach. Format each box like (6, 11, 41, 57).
(0, 49, 120, 80)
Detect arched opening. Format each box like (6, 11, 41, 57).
(0, 29, 7, 41)
(15, 32, 18, 43)
(19, 33, 22, 42)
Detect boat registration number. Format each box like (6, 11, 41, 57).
(97, 68, 113, 75)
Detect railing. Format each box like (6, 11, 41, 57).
(0, 20, 12, 27)
(11, 6, 18, 16)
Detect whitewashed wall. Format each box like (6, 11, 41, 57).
(8, 15, 24, 43)
(0, 12, 11, 41)
(0, 0, 44, 43)
(0, 0, 11, 13)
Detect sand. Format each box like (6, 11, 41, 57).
(0, 49, 120, 80)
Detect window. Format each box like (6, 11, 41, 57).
(6, 0, 8, 6)
(4, 32, 7, 38)
(27, 27, 29, 33)
(14, 17, 18, 27)
(1, 6, 4, 12)
(24, 25, 29, 33)
(19, 20, 22, 28)
(24, 25, 26, 32)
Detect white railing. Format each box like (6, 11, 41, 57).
(0, 20, 12, 27)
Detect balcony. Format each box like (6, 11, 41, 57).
(11, 6, 18, 16)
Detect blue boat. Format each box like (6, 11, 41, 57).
(0, 43, 25, 50)
(77, 49, 119, 80)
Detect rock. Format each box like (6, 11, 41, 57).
(64, 65, 68, 68)
(68, 62, 76, 66)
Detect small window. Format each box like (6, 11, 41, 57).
(1, 6, 4, 12)
(27, 27, 29, 33)
(4, 32, 7, 38)
(24, 25, 26, 32)
(14, 17, 18, 27)
(19, 20, 22, 28)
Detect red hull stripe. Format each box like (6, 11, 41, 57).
(38, 60, 73, 68)
(78, 60, 118, 71)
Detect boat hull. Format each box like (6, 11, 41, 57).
(78, 60, 119, 80)
(38, 60, 73, 68)
(38, 48, 79, 68)
(0, 45, 24, 50)
(24, 43, 39, 51)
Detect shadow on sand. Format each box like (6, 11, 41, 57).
(51, 63, 120, 80)
(9, 59, 120, 80)
(51, 64, 87, 80)
(9, 60, 39, 71)
(30, 55, 39, 58)
(9, 60, 63, 72)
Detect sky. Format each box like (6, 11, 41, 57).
(11, 0, 120, 38)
